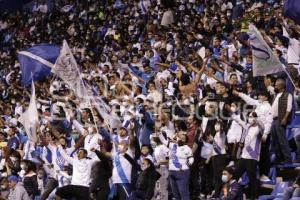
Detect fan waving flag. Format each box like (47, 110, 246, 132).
(248, 24, 284, 77)
(52, 40, 87, 99)
(284, 0, 300, 25)
(18, 81, 39, 143)
(18, 44, 60, 86)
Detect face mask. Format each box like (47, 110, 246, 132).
(230, 106, 237, 113)
(215, 124, 221, 132)
(141, 164, 148, 171)
(177, 140, 184, 146)
(150, 141, 157, 148)
(10, 157, 17, 162)
(20, 164, 26, 170)
(118, 145, 126, 152)
(204, 104, 210, 113)
(222, 175, 229, 183)
(248, 117, 255, 124)
(1, 185, 6, 189)
(88, 127, 94, 134)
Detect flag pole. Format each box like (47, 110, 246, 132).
(280, 64, 297, 88)
(82, 82, 101, 134)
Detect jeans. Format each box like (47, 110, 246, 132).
(169, 170, 190, 200)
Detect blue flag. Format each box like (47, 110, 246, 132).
(18, 44, 60, 86)
(284, 0, 300, 25)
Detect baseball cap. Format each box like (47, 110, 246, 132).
(8, 175, 18, 182)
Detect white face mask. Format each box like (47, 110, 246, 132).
(204, 104, 210, 113)
(248, 117, 255, 124)
(230, 106, 237, 113)
(141, 164, 148, 171)
(215, 124, 221, 132)
(88, 127, 94, 134)
(10, 157, 17, 162)
(20, 164, 26, 170)
(118, 145, 126, 152)
(150, 141, 157, 148)
(222, 175, 229, 183)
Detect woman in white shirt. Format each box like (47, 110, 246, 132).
(211, 120, 227, 198)
(226, 102, 244, 161)
(159, 132, 193, 200)
(232, 112, 263, 200)
(151, 136, 169, 200)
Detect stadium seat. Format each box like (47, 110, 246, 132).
(258, 182, 290, 200)
(261, 167, 277, 185)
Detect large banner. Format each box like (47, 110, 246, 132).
(249, 24, 284, 77)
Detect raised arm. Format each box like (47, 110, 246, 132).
(234, 91, 259, 106)
(94, 149, 112, 170)
(128, 64, 143, 77)
(231, 114, 247, 129)
(57, 145, 74, 165)
(99, 127, 113, 141)
(194, 59, 208, 84)
(158, 132, 170, 147)
(72, 119, 85, 135)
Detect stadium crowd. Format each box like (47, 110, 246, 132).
(0, 0, 300, 200)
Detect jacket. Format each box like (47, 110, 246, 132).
(136, 107, 155, 146)
(135, 166, 161, 200)
(23, 174, 38, 198)
(8, 182, 30, 200)
(89, 150, 112, 192)
(219, 180, 243, 200)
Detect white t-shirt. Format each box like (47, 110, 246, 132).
(227, 117, 243, 143)
(241, 125, 262, 161)
(58, 145, 97, 187)
(168, 143, 193, 171)
(212, 132, 226, 156)
(112, 150, 134, 184)
(154, 144, 169, 164)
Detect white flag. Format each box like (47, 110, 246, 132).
(90, 87, 121, 130)
(60, 5, 73, 13)
(52, 40, 87, 99)
(18, 81, 39, 143)
(248, 24, 284, 77)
